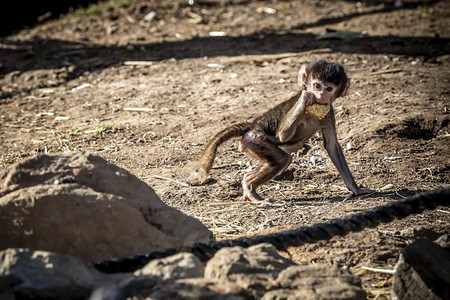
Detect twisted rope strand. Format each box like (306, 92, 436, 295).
(95, 187, 449, 273)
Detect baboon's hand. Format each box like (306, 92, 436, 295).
(300, 90, 315, 107)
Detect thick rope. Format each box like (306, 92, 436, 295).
(94, 187, 449, 273)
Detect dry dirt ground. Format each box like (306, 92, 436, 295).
(1, 0, 449, 298)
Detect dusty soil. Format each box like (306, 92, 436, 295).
(1, 0, 449, 298)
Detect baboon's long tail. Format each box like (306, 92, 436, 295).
(185, 123, 251, 185)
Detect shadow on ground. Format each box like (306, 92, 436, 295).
(1, 0, 448, 82)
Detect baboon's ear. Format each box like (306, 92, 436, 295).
(298, 65, 308, 87)
(341, 78, 351, 97)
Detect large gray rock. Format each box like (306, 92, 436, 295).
(205, 243, 296, 281)
(134, 252, 204, 280)
(267, 264, 366, 299)
(205, 243, 295, 298)
(0, 152, 212, 262)
(0, 248, 130, 299)
(393, 235, 450, 300)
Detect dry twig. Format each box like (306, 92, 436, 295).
(154, 175, 189, 187)
(208, 201, 250, 207)
(368, 68, 403, 76)
(123, 61, 155, 66)
(123, 107, 154, 112)
(361, 266, 395, 274)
